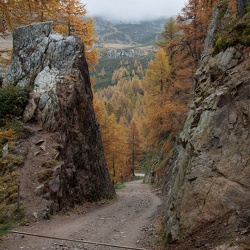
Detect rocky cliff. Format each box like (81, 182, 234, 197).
(162, 2, 250, 246)
(4, 22, 115, 214)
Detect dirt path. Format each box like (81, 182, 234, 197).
(1, 180, 163, 250)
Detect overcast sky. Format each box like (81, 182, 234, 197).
(83, 0, 187, 22)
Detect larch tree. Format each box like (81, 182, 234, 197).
(142, 48, 171, 151)
(126, 120, 141, 177)
(142, 47, 189, 153)
(177, 0, 204, 69)
(156, 17, 180, 64)
(145, 48, 171, 94)
(0, 0, 59, 32)
(175, 0, 222, 73)
(94, 95, 128, 184)
(103, 114, 128, 184)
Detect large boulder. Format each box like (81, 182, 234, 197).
(4, 22, 115, 211)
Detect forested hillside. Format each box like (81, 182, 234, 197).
(92, 17, 166, 89)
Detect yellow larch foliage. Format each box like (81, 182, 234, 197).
(93, 96, 128, 184)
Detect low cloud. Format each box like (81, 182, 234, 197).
(83, 0, 186, 22)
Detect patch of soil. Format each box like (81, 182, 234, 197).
(14, 124, 62, 219)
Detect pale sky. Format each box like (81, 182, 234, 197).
(83, 0, 187, 22)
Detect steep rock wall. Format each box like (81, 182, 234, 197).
(162, 7, 250, 242)
(4, 22, 115, 211)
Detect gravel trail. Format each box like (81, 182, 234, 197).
(1, 180, 163, 250)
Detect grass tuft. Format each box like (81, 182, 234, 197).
(114, 182, 126, 189)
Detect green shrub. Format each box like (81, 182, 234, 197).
(3, 117, 25, 137)
(38, 169, 54, 183)
(41, 159, 58, 169)
(6, 193, 18, 205)
(0, 85, 28, 126)
(0, 166, 20, 226)
(0, 154, 24, 175)
(0, 224, 11, 236)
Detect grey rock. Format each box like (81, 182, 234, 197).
(35, 140, 45, 145)
(2, 143, 9, 158)
(38, 93, 50, 110)
(201, 3, 220, 61)
(23, 98, 37, 123)
(35, 185, 45, 196)
(237, 0, 248, 17)
(34, 151, 40, 156)
(32, 212, 38, 219)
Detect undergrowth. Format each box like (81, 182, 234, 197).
(114, 182, 126, 189)
(0, 85, 28, 126)
(0, 83, 29, 232)
(0, 119, 26, 234)
(0, 153, 26, 230)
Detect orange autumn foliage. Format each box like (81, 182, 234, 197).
(93, 97, 128, 184)
(126, 120, 141, 177)
(0, 129, 16, 142)
(142, 48, 188, 153)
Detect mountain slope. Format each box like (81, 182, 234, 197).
(92, 17, 167, 90)
(94, 17, 166, 46)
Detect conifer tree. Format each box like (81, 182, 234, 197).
(94, 96, 129, 184)
(145, 48, 170, 94)
(127, 120, 141, 177)
(157, 17, 180, 63)
(142, 48, 188, 153)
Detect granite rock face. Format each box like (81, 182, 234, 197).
(162, 11, 250, 242)
(4, 22, 115, 210)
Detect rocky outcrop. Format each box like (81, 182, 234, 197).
(162, 7, 250, 243)
(4, 22, 115, 211)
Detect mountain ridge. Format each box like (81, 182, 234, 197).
(92, 17, 167, 90)
(94, 16, 167, 47)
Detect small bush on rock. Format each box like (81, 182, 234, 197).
(214, 10, 250, 53)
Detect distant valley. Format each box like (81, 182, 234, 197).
(95, 17, 166, 46)
(92, 17, 167, 89)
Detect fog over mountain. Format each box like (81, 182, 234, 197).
(83, 0, 186, 23)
